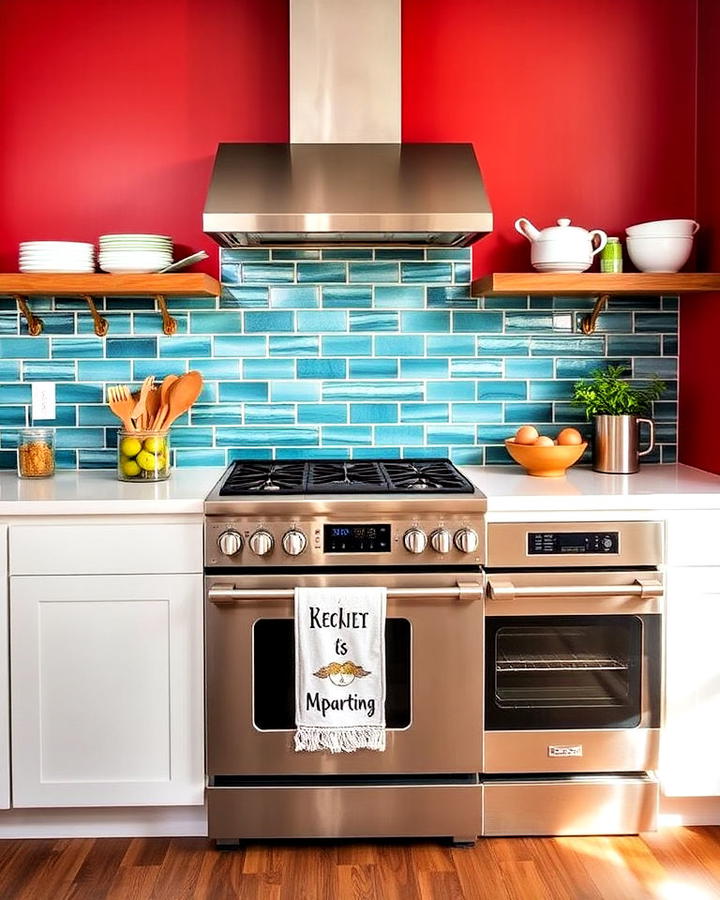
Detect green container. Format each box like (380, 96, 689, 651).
(600, 237, 623, 273)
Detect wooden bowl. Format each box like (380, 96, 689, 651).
(504, 439, 587, 477)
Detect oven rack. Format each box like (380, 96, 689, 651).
(497, 654, 628, 672)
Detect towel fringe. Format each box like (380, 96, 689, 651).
(294, 725, 386, 754)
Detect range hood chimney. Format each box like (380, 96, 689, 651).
(203, 0, 493, 247)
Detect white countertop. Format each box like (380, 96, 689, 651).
(0, 463, 719, 516)
(0, 467, 224, 516)
(462, 463, 720, 512)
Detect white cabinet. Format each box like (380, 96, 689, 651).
(662, 566, 720, 796)
(10, 573, 204, 808)
(0, 524, 9, 810)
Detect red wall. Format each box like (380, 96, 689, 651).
(679, 0, 720, 473)
(0, 0, 289, 275)
(402, 0, 697, 276)
(0, 1, 700, 285)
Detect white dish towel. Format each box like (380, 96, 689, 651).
(294, 586, 387, 753)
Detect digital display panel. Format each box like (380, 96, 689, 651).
(528, 531, 619, 555)
(324, 524, 391, 553)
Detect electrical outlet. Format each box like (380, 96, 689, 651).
(31, 382, 56, 421)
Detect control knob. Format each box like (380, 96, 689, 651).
(249, 529, 274, 557)
(430, 528, 452, 554)
(217, 529, 243, 556)
(454, 527, 479, 554)
(403, 528, 427, 554)
(282, 529, 307, 556)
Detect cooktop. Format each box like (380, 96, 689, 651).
(217, 458, 475, 496)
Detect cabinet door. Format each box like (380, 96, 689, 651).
(0, 525, 9, 809)
(662, 566, 720, 796)
(11, 574, 203, 808)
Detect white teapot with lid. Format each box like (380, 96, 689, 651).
(515, 217, 608, 273)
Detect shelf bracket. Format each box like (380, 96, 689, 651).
(155, 294, 177, 336)
(14, 295, 44, 336)
(581, 294, 610, 335)
(81, 294, 109, 337)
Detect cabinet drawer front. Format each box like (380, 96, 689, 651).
(9, 522, 202, 575)
(666, 511, 720, 565)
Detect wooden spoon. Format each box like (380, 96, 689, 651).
(158, 370, 203, 431)
(152, 374, 180, 430)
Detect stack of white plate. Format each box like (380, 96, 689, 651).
(19, 241, 95, 273)
(98, 234, 173, 274)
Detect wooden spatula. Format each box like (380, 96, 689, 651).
(131, 376, 155, 430)
(144, 385, 162, 429)
(156, 371, 203, 431)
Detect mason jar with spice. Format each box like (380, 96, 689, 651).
(17, 427, 55, 478)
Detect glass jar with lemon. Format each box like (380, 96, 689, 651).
(117, 430, 171, 482)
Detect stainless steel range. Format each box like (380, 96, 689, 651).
(203, 459, 665, 843)
(204, 458, 486, 845)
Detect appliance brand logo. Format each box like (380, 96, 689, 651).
(314, 661, 371, 687)
(548, 744, 583, 758)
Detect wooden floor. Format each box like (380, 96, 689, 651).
(0, 828, 719, 899)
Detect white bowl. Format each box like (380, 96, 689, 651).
(626, 219, 699, 237)
(626, 235, 693, 273)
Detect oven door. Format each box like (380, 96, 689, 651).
(206, 571, 483, 776)
(483, 570, 662, 773)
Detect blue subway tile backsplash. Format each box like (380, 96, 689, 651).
(0, 247, 679, 467)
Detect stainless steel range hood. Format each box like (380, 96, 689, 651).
(203, 0, 493, 248)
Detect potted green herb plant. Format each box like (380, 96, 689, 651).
(572, 365, 665, 473)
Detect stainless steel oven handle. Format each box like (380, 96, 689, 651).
(208, 581, 484, 605)
(486, 577, 663, 602)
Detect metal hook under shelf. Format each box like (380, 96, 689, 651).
(581, 294, 610, 335)
(81, 294, 109, 337)
(14, 295, 44, 336)
(155, 294, 178, 336)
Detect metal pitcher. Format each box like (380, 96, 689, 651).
(592, 414, 655, 474)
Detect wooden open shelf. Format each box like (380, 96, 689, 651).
(0, 273, 221, 336)
(471, 272, 720, 297)
(0, 272, 220, 297)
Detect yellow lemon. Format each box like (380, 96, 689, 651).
(136, 450, 159, 472)
(120, 437, 142, 458)
(143, 435, 165, 454)
(155, 455, 167, 470)
(121, 459, 141, 478)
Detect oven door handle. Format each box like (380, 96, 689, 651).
(486, 577, 663, 602)
(208, 581, 484, 605)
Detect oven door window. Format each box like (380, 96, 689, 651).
(485, 615, 648, 730)
(253, 619, 411, 730)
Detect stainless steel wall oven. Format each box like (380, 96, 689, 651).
(482, 520, 664, 836)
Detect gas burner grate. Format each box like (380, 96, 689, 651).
(381, 460, 474, 493)
(219, 461, 308, 495)
(307, 461, 389, 492)
(218, 458, 474, 495)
